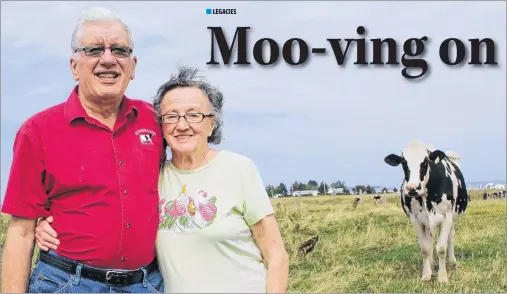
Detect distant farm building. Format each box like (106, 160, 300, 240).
(327, 188, 344, 195)
(483, 183, 505, 190)
(373, 186, 396, 193)
(292, 190, 319, 196)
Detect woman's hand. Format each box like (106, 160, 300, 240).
(34, 216, 60, 251)
(251, 214, 289, 293)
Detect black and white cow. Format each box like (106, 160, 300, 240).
(384, 141, 469, 283)
(373, 195, 382, 204)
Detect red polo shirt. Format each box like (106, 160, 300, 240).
(2, 86, 165, 270)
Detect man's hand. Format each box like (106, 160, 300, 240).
(35, 216, 60, 251)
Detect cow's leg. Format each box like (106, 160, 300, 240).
(410, 216, 432, 281)
(448, 221, 457, 269)
(436, 213, 453, 283)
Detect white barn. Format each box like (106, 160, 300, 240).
(292, 190, 319, 196)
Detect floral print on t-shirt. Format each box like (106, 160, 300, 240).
(158, 184, 218, 233)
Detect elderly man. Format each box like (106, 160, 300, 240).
(1, 7, 165, 293)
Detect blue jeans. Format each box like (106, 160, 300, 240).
(28, 251, 164, 293)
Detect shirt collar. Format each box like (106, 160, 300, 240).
(64, 85, 138, 124)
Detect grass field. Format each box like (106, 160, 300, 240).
(1, 190, 506, 292)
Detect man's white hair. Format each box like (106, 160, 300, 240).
(71, 6, 135, 53)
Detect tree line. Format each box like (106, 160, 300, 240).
(265, 180, 399, 197)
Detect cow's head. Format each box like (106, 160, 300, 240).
(384, 141, 446, 197)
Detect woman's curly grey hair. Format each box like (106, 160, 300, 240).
(153, 65, 224, 145)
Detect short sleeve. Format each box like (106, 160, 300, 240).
(241, 162, 274, 227)
(1, 125, 50, 219)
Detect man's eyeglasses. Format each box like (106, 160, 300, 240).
(74, 45, 133, 58)
(160, 113, 214, 124)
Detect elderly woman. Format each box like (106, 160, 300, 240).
(34, 65, 289, 293)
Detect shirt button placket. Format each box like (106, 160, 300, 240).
(113, 135, 129, 267)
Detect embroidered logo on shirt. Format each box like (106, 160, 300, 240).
(135, 129, 156, 145)
(158, 184, 218, 233)
(139, 134, 153, 144)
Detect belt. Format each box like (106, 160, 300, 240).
(39, 250, 157, 286)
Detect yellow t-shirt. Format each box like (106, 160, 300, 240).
(155, 150, 275, 293)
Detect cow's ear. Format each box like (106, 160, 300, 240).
(384, 154, 402, 166)
(428, 150, 446, 162)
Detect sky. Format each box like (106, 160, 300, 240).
(1, 1, 506, 199)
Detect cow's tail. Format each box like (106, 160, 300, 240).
(445, 150, 470, 204)
(453, 165, 469, 214)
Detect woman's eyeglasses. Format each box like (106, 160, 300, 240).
(160, 113, 214, 124)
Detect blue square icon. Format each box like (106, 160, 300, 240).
(206, 8, 212, 14)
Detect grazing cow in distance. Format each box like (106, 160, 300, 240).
(352, 197, 362, 209)
(384, 141, 469, 283)
(373, 195, 382, 204)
